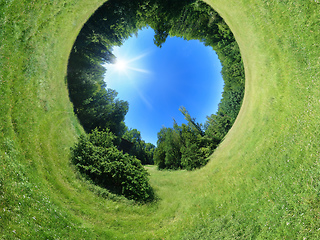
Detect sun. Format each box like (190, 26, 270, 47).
(111, 53, 151, 75)
(114, 59, 127, 71)
(104, 48, 152, 78)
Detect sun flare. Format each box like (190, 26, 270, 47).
(110, 52, 151, 75)
(115, 59, 127, 71)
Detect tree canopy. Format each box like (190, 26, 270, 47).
(67, 0, 245, 171)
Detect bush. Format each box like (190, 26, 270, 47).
(70, 129, 154, 202)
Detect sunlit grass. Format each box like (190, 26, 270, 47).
(1, 0, 320, 238)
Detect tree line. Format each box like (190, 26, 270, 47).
(67, 0, 156, 165)
(67, 0, 245, 200)
(144, 0, 245, 170)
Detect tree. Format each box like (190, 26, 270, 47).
(122, 128, 155, 164)
(154, 127, 182, 169)
(179, 106, 204, 136)
(154, 107, 217, 170)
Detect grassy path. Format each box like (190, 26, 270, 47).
(1, 0, 320, 238)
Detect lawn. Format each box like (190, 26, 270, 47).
(1, 0, 320, 238)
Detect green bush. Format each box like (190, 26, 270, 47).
(70, 129, 154, 202)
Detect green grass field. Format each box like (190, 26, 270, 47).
(1, 0, 320, 238)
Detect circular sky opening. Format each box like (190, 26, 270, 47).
(103, 27, 223, 145)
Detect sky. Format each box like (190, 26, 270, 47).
(104, 27, 223, 145)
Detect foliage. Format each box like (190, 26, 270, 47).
(142, 0, 245, 136)
(67, 0, 158, 162)
(70, 129, 154, 202)
(154, 126, 182, 170)
(122, 128, 156, 165)
(67, 0, 142, 135)
(148, 0, 245, 170)
(67, 0, 245, 171)
(2, 0, 320, 239)
(154, 107, 220, 170)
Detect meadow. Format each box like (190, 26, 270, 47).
(1, 0, 320, 238)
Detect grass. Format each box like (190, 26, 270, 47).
(1, 0, 320, 238)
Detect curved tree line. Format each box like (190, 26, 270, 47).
(67, 0, 244, 200)
(143, 0, 245, 170)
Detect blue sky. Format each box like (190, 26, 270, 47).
(104, 27, 223, 145)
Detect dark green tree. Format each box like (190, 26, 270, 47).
(122, 128, 155, 165)
(70, 129, 154, 202)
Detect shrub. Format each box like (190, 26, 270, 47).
(70, 129, 154, 202)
